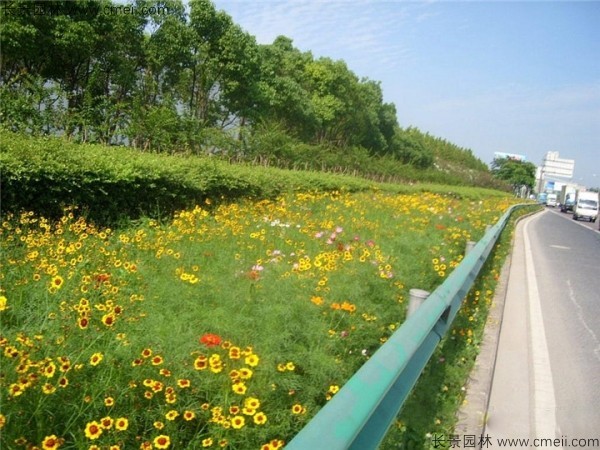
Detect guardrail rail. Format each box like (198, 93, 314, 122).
(285, 204, 527, 450)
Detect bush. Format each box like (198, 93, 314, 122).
(0, 131, 375, 225)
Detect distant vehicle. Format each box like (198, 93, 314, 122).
(573, 191, 599, 222)
(559, 185, 576, 207)
(546, 193, 558, 207)
(537, 193, 548, 205)
(560, 197, 575, 213)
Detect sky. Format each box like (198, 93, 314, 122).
(211, 0, 600, 188)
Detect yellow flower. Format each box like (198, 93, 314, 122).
(90, 353, 103, 366)
(244, 354, 259, 367)
(310, 296, 323, 306)
(42, 361, 57, 378)
(0, 296, 7, 311)
(100, 416, 113, 429)
(41, 434, 61, 450)
(253, 412, 267, 425)
(232, 381, 247, 395)
(9, 383, 24, 397)
(238, 368, 253, 380)
(115, 417, 129, 431)
(291, 404, 304, 415)
(183, 410, 196, 421)
(165, 410, 179, 421)
(50, 275, 64, 290)
(230, 416, 245, 429)
(84, 421, 103, 440)
(153, 435, 171, 449)
(244, 397, 260, 410)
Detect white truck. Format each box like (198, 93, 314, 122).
(572, 190, 599, 222)
(545, 192, 558, 207)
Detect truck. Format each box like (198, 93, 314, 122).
(560, 193, 575, 213)
(545, 193, 558, 207)
(572, 190, 599, 222)
(558, 185, 576, 207)
(537, 192, 548, 205)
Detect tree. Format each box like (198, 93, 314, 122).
(491, 157, 536, 196)
(254, 36, 317, 141)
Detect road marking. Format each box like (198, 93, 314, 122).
(549, 245, 570, 250)
(523, 214, 560, 443)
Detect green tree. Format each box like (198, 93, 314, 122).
(491, 157, 536, 196)
(185, 0, 260, 128)
(391, 127, 434, 169)
(254, 36, 317, 141)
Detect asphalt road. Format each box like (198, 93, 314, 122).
(526, 209, 600, 439)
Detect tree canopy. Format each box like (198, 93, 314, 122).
(0, 0, 497, 187)
(491, 157, 536, 195)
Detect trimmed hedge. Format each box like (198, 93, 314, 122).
(0, 131, 510, 226)
(0, 131, 374, 224)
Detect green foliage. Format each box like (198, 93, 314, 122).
(1, 131, 509, 227)
(491, 157, 536, 194)
(0, 131, 368, 225)
(0, 0, 498, 188)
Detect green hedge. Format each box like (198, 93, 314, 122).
(0, 131, 510, 226)
(0, 131, 375, 224)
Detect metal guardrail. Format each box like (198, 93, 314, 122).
(286, 204, 527, 450)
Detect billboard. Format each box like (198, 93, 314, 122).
(494, 152, 527, 162)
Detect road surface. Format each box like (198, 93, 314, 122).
(530, 209, 600, 438)
(483, 209, 600, 448)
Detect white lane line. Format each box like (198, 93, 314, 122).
(549, 245, 570, 250)
(523, 215, 560, 443)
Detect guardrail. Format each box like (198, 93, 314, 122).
(286, 204, 528, 450)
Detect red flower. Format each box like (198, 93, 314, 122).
(95, 273, 110, 283)
(200, 333, 222, 347)
(247, 270, 260, 281)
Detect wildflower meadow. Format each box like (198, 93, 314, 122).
(0, 190, 523, 449)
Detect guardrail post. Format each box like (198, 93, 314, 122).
(465, 240, 476, 254)
(407, 289, 430, 317)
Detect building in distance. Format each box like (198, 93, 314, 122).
(536, 151, 576, 194)
(542, 151, 574, 179)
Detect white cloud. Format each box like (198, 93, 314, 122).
(213, 0, 419, 75)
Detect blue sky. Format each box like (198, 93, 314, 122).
(212, 0, 600, 188)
